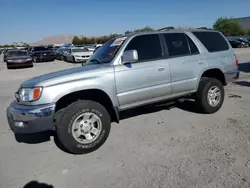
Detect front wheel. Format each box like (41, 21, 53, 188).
(55, 100, 111, 154)
(196, 78, 224, 114)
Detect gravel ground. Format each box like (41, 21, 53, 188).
(0, 49, 250, 188)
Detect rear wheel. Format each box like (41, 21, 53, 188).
(55, 100, 111, 154)
(196, 78, 224, 114)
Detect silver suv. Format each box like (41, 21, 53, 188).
(7, 29, 239, 154)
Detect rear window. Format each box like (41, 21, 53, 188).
(192, 31, 229, 52)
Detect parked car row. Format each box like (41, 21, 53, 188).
(227, 36, 250, 48)
(54, 44, 102, 63)
(2, 44, 103, 69)
(3, 45, 56, 69)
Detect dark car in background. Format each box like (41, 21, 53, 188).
(228, 38, 248, 48)
(29, 46, 55, 62)
(228, 37, 249, 48)
(4, 50, 33, 69)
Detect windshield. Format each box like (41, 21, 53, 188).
(87, 37, 127, 64)
(34, 46, 49, 51)
(7, 50, 28, 56)
(72, 48, 88, 52)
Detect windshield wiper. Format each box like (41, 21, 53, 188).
(89, 58, 101, 64)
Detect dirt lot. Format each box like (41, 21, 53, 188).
(0, 49, 250, 188)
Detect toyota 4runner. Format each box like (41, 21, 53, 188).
(7, 29, 239, 154)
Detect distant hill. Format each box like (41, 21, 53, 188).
(30, 35, 86, 46)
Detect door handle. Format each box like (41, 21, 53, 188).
(198, 61, 205, 65)
(158, 67, 165, 71)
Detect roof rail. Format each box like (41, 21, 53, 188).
(157, 26, 175, 31)
(197, 27, 213, 30)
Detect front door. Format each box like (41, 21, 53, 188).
(114, 34, 171, 110)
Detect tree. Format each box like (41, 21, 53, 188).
(213, 17, 244, 36)
(248, 29, 250, 35)
(134, 26, 154, 33)
(72, 36, 82, 45)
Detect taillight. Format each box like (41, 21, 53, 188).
(234, 54, 239, 68)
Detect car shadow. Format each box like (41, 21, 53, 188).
(120, 99, 202, 120)
(233, 81, 250, 87)
(23, 181, 54, 188)
(238, 62, 250, 73)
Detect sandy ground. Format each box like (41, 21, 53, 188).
(0, 49, 250, 188)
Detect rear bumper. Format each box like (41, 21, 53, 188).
(35, 56, 54, 62)
(224, 69, 240, 83)
(6, 101, 55, 133)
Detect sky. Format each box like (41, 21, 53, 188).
(1, 0, 250, 44)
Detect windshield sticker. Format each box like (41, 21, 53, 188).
(110, 37, 127, 47)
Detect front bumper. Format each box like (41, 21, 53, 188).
(6, 101, 56, 133)
(225, 69, 240, 83)
(74, 57, 90, 62)
(7, 62, 33, 67)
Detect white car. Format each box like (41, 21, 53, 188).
(64, 47, 93, 63)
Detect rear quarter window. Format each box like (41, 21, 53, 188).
(192, 31, 229, 52)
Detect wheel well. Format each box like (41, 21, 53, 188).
(55, 89, 119, 123)
(201, 69, 226, 85)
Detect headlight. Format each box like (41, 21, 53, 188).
(26, 58, 32, 61)
(7, 59, 13, 62)
(19, 87, 42, 102)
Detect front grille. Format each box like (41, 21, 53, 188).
(82, 56, 90, 58)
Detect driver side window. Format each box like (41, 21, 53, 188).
(125, 34, 162, 62)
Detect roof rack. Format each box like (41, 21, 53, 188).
(157, 26, 175, 31)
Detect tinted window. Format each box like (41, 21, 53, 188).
(192, 31, 229, 52)
(125, 34, 162, 61)
(7, 50, 28, 56)
(164, 33, 190, 57)
(186, 35, 199, 54)
(33, 46, 49, 51)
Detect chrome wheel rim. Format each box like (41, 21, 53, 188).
(71, 112, 102, 144)
(207, 86, 221, 107)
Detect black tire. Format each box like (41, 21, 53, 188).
(60, 55, 65, 61)
(196, 78, 224, 114)
(72, 56, 75, 63)
(6, 64, 11, 69)
(55, 100, 111, 154)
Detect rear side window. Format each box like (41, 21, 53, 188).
(192, 31, 229, 52)
(186, 35, 199, 54)
(164, 33, 190, 57)
(125, 34, 162, 61)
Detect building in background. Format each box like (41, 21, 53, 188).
(230, 17, 250, 30)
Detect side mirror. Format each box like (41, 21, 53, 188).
(122, 50, 138, 64)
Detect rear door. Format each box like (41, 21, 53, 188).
(114, 34, 171, 110)
(163, 32, 207, 95)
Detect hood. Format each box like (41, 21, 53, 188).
(21, 63, 112, 87)
(6, 56, 31, 60)
(72, 52, 93, 56)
